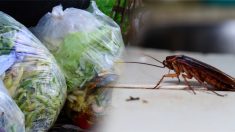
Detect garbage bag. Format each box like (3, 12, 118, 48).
(32, 2, 124, 91)
(0, 11, 67, 131)
(32, 1, 123, 129)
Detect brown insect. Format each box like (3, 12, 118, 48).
(124, 55, 235, 96)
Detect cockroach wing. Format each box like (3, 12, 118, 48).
(178, 55, 235, 86)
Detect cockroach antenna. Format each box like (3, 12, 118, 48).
(116, 54, 165, 68)
(142, 53, 163, 64)
(117, 61, 165, 68)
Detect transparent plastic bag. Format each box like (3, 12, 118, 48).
(32, 1, 124, 129)
(32, 1, 124, 91)
(0, 80, 25, 132)
(0, 11, 67, 131)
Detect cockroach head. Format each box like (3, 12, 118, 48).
(163, 55, 177, 70)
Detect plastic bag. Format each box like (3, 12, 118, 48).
(32, 1, 124, 129)
(0, 11, 67, 131)
(32, 1, 124, 91)
(0, 79, 25, 132)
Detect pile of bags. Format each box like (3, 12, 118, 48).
(0, 1, 124, 131)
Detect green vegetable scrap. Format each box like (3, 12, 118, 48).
(55, 27, 122, 91)
(0, 27, 15, 55)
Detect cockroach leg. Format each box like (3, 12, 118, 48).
(168, 69, 181, 83)
(195, 78, 226, 97)
(211, 90, 227, 97)
(201, 84, 227, 97)
(154, 73, 178, 89)
(177, 77, 181, 84)
(182, 74, 196, 94)
(172, 63, 181, 84)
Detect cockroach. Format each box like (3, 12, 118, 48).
(123, 55, 235, 96)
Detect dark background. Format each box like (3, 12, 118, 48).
(132, 1, 235, 54)
(141, 22, 235, 54)
(0, 0, 90, 26)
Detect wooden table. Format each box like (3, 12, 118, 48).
(96, 47, 235, 132)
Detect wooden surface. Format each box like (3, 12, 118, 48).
(97, 47, 235, 132)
